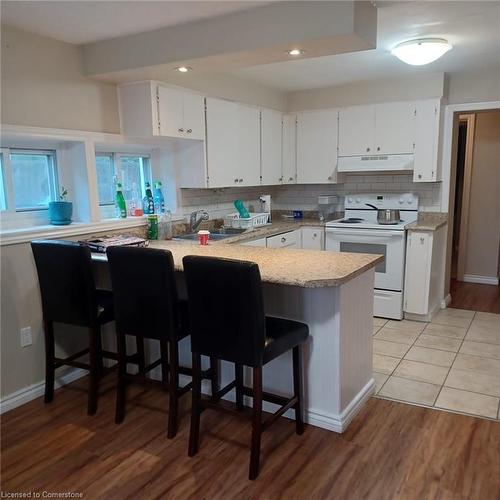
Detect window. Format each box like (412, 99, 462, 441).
(95, 153, 152, 206)
(0, 149, 58, 211)
(0, 154, 7, 211)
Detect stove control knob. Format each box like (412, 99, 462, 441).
(355, 197, 361, 203)
(347, 197, 353, 203)
(399, 198, 404, 204)
(407, 199, 413, 204)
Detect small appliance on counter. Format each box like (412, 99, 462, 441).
(318, 195, 337, 221)
(79, 235, 147, 253)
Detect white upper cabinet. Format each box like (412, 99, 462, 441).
(296, 110, 339, 184)
(118, 81, 205, 140)
(338, 106, 375, 156)
(374, 102, 416, 155)
(260, 108, 283, 186)
(414, 99, 441, 182)
(338, 102, 415, 156)
(205, 98, 260, 188)
(282, 114, 297, 184)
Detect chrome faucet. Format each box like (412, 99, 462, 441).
(189, 210, 209, 232)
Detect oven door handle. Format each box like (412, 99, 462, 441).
(326, 228, 403, 238)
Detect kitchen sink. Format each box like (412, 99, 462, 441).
(174, 227, 248, 241)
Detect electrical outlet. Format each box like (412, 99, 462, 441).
(20, 327, 32, 347)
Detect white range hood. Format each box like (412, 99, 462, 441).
(337, 154, 414, 173)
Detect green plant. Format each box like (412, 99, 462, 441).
(59, 186, 68, 201)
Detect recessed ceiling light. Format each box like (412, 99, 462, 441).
(175, 66, 192, 73)
(287, 49, 305, 56)
(391, 38, 452, 66)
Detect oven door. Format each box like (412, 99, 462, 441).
(325, 228, 406, 291)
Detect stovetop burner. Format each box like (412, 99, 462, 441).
(339, 218, 364, 223)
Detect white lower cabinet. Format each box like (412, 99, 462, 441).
(301, 226, 324, 250)
(404, 226, 447, 319)
(241, 237, 267, 247)
(266, 230, 300, 249)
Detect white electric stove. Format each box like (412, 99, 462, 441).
(325, 193, 419, 319)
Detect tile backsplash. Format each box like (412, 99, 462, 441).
(179, 173, 443, 219)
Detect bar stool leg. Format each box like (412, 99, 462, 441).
(235, 364, 244, 410)
(88, 326, 101, 415)
(167, 340, 179, 439)
(188, 353, 202, 457)
(292, 345, 304, 435)
(210, 356, 219, 401)
(43, 319, 55, 404)
(249, 366, 263, 480)
(136, 337, 146, 376)
(160, 338, 169, 389)
(115, 331, 127, 423)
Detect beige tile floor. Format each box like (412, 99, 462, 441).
(372, 309, 500, 421)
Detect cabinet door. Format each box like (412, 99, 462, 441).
(414, 99, 440, 182)
(404, 231, 432, 314)
(206, 98, 240, 188)
(266, 230, 300, 248)
(236, 104, 261, 186)
(338, 106, 375, 156)
(301, 227, 324, 250)
(261, 108, 283, 186)
(296, 110, 338, 184)
(282, 114, 296, 184)
(183, 93, 206, 140)
(157, 86, 184, 138)
(375, 102, 416, 154)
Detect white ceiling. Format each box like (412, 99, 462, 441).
(229, 1, 500, 91)
(0, 0, 266, 45)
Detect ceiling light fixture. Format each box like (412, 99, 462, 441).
(287, 49, 305, 56)
(391, 38, 452, 66)
(175, 66, 192, 73)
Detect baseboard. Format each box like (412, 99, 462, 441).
(0, 368, 88, 415)
(462, 275, 499, 285)
(441, 294, 452, 308)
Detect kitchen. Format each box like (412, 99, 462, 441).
(1, 1, 500, 498)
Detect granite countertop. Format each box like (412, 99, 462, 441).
(406, 213, 448, 232)
(143, 240, 382, 288)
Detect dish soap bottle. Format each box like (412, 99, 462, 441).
(142, 182, 154, 214)
(153, 181, 165, 214)
(115, 182, 127, 218)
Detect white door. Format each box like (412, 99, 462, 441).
(414, 99, 440, 182)
(375, 102, 416, 155)
(206, 98, 240, 188)
(301, 227, 324, 250)
(157, 86, 184, 138)
(183, 93, 205, 140)
(404, 232, 431, 313)
(296, 110, 338, 184)
(338, 105, 375, 156)
(261, 108, 283, 186)
(282, 114, 296, 184)
(237, 104, 261, 186)
(325, 228, 406, 291)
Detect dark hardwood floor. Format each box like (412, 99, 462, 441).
(450, 278, 500, 313)
(2, 374, 500, 500)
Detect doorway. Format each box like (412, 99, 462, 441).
(448, 109, 500, 312)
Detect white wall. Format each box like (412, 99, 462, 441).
(1, 25, 121, 133)
(447, 67, 500, 105)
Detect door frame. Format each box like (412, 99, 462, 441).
(440, 100, 500, 304)
(455, 113, 476, 281)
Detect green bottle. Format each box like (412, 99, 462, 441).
(115, 182, 127, 218)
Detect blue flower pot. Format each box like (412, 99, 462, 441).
(48, 201, 73, 225)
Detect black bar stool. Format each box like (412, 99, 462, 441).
(183, 255, 309, 480)
(106, 246, 218, 439)
(31, 239, 120, 415)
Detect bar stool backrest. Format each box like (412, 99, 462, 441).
(183, 255, 266, 367)
(31, 240, 97, 327)
(107, 246, 180, 340)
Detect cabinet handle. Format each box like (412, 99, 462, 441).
(234, 178, 238, 183)
(328, 176, 332, 180)
(418, 174, 422, 179)
(239, 178, 243, 183)
(366, 147, 370, 152)
(313, 233, 317, 238)
(281, 237, 286, 243)
(420, 237, 425, 244)
(187, 129, 192, 133)
(279, 177, 283, 182)
(377, 146, 380, 151)
(289, 177, 294, 181)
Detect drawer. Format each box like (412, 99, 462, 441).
(266, 230, 300, 249)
